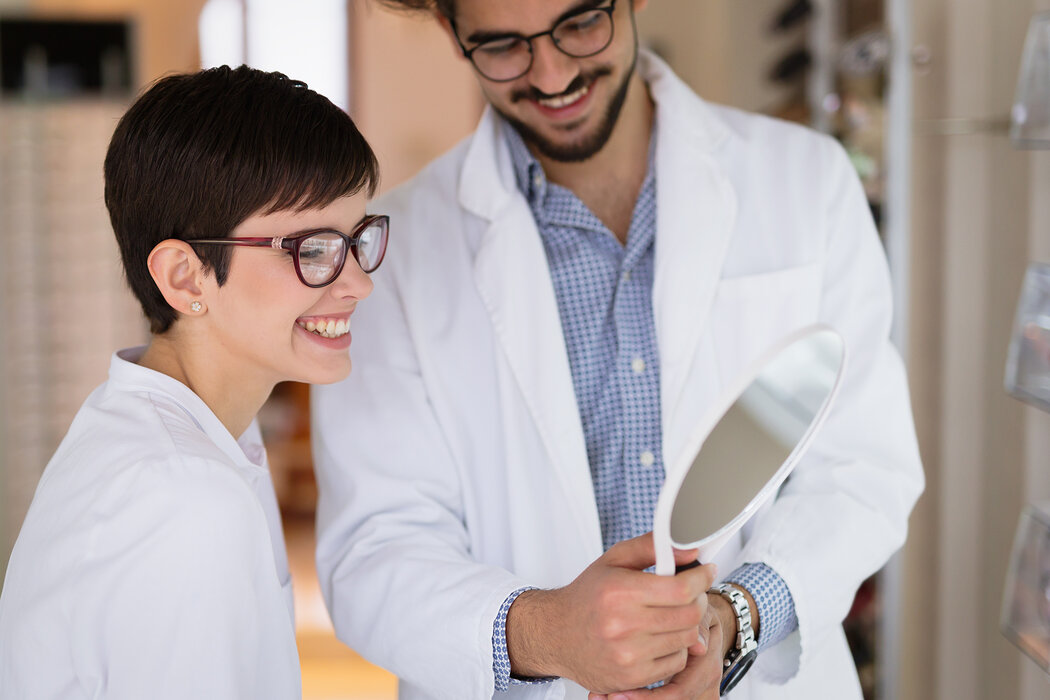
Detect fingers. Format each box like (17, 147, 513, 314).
(649, 647, 691, 684)
(640, 601, 705, 636)
(604, 643, 722, 700)
(602, 532, 708, 573)
(638, 563, 717, 607)
(602, 611, 727, 700)
(571, 538, 719, 695)
(648, 627, 711, 660)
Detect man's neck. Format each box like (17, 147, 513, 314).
(532, 72, 654, 245)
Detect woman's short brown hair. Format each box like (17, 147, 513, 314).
(104, 65, 379, 333)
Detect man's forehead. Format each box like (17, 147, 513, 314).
(452, 0, 601, 35)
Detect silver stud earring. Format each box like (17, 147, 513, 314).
(190, 301, 202, 313)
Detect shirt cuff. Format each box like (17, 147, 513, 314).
(492, 587, 557, 691)
(724, 562, 798, 652)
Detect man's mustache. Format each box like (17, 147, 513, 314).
(510, 67, 613, 103)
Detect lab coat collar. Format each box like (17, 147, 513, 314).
(644, 56, 739, 470)
(109, 347, 268, 472)
(457, 49, 734, 222)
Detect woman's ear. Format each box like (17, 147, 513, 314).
(146, 240, 210, 316)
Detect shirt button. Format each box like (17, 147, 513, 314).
(622, 270, 632, 282)
(639, 451, 655, 467)
(532, 173, 543, 188)
(631, 357, 646, 374)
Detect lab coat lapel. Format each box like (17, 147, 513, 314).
(644, 53, 739, 472)
(462, 109, 601, 541)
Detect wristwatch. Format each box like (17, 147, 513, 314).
(712, 583, 758, 696)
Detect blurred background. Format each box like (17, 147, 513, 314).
(1, 1, 1050, 699)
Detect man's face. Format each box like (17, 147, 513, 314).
(447, 0, 642, 163)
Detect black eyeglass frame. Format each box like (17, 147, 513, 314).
(450, 0, 618, 83)
(190, 213, 389, 288)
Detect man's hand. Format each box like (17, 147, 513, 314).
(585, 586, 761, 700)
(506, 533, 716, 694)
(587, 602, 725, 700)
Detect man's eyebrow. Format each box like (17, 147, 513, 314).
(463, 0, 605, 44)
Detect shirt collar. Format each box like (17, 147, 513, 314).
(501, 114, 659, 212)
(503, 122, 547, 209)
(109, 346, 267, 471)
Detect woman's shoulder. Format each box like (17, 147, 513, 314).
(33, 383, 268, 554)
(51, 380, 244, 480)
(4, 389, 274, 632)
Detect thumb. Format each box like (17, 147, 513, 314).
(602, 532, 658, 570)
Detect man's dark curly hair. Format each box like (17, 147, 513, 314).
(377, 0, 455, 18)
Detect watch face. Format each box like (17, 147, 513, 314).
(719, 649, 757, 696)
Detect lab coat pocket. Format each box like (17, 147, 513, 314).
(710, 263, 822, 385)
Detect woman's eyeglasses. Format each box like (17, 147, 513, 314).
(191, 214, 389, 288)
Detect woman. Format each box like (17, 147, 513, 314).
(0, 65, 387, 699)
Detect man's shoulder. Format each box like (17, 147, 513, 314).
(678, 99, 851, 185)
(376, 134, 473, 217)
(703, 101, 840, 155)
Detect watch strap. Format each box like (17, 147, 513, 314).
(712, 583, 758, 696)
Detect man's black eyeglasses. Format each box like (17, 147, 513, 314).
(451, 0, 617, 82)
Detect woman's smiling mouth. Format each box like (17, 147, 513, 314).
(297, 317, 350, 339)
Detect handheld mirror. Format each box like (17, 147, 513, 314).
(653, 325, 846, 576)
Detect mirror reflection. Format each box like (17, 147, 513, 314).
(669, 328, 845, 547)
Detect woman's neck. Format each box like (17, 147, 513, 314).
(138, 331, 274, 439)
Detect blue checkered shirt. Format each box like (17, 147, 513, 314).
(491, 123, 798, 691)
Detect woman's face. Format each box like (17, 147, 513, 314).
(201, 195, 375, 388)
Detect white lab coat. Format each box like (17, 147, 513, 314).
(0, 347, 300, 700)
(312, 51, 923, 700)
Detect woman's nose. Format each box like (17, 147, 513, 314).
(330, 256, 374, 301)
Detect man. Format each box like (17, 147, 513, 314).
(312, 1, 924, 698)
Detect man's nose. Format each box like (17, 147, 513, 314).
(527, 37, 578, 97)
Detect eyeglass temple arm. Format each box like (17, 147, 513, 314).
(190, 237, 288, 248)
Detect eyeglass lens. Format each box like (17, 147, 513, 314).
(299, 232, 347, 285)
(353, 222, 386, 272)
(472, 7, 613, 81)
(297, 219, 388, 285)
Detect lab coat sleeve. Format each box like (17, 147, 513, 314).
(69, 459, 299, 699)
(737, 138, 925, 683)
(312, 258, 531, 700)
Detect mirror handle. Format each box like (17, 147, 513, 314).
(674, 559, 702, 574)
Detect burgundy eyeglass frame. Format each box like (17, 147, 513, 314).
(191, 214, 389, 288)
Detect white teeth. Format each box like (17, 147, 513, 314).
(298, 317, 350, 339)
(539, 83, 590, 109)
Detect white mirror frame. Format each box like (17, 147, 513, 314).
(653, 324, 847, 576)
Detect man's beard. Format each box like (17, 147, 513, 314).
(497, 52, 637, 163)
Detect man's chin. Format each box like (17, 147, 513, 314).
(531, 134, 608, 163)
(500, 63, 634, 163)
(505, 116, 614, 163)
